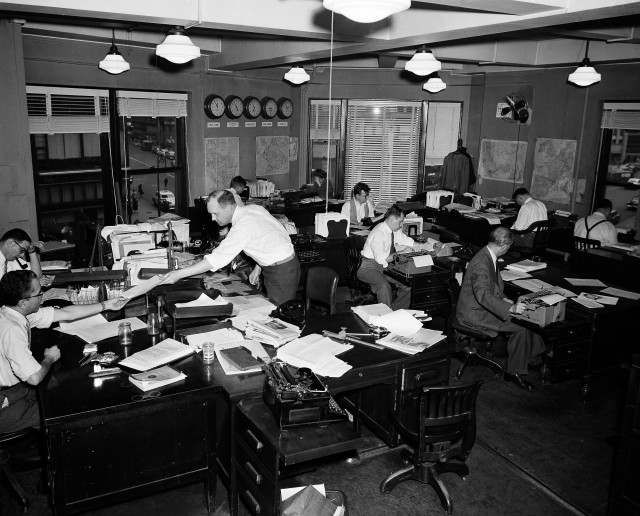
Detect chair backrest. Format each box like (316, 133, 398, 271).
(444, 277, 461, 347)
(343, 237, 363, 287)
(573, 235, 601, 251)
(528, 219, 553, 255)
(439, 228, 462, 244)
(305, 266, 339, 314)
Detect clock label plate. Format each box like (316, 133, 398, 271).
(262, 122, 273, 127)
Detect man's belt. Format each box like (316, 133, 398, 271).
(265, 254, 296, 268)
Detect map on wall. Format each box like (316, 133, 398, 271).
(530, 138, 577, 205)
(204, 137, 239, 193)
(256, 136, 290, 176)
(477, 139, 528, 183)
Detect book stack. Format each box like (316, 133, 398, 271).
(375, 328, 446, 355)
(505, 259, 547, 273)
(129, 365, 186, 391)
(245, 316, 301, 347)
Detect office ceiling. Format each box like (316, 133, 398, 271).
(2, 0, 640, 75)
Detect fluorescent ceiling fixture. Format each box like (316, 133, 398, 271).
(423, 76, 446, 93)
(99, 43, 130, 75)
(323, 0, 410, 23)
(284, 66, 310, 85)
(405, 48, 442, 76)
(156, 26, 200, 64)
(568, 40, 601, 87)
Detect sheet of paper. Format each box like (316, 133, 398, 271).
(412, 254, 434, 268)
(578, 292, 618, 305)
(572, 296, 603, 309)
(186, 328, 245, 350)
(565, 278, 607, 288)
(122, 275, 162, 299)
(539, 293, 566, 306)
(281, 484, 326, 502)
(600, 287, 640, 300)
(500, 269, 532, 282)
(174, 293, 229, 308)
(119, 338, 194, 371)
(58, 316, 147, 343)
(373, 309, 422, 337)
(511, 279, 554, 292)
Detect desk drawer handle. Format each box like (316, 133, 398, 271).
(245, 429, 264, 451)
(244, 461, 262, 484)
(244, 490, 261, 514)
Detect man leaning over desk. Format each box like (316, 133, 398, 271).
(158, 190, 301, 306)
(0, 270, 128, 433)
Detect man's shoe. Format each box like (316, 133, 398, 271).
(504, 372, 534, 391)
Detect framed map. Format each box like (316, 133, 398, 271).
(478, 139, 528, 183)
(204, 137, 239, 193)
(530, 138, 577, 205)
(256, 136, 290, 176)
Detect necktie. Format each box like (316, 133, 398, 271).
(390, 231, 396, 256)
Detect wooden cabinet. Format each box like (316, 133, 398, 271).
(385, 265, 450, 317)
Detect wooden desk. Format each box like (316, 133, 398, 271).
(574, 248, 640, 291)
(384, 264, 451, 318)
(32, 328, 221, 515)
(433, 210, 516, 246)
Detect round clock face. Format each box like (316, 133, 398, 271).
(277, 97, 294, 119)
(225, 95, 243, 119)
(204, 94, 225, 119)
(261, 97, 278, 119)
(244, 96, 262, 119)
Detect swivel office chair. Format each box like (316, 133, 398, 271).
(445, 278, 503, 380)
(572, 235, 601, 252)
(305, 266, 339, 316)
(0, 428, 41, 511)
(510, 219, 553, 259)
(381, 381, 484, 514)
(343, 237, 376, 306)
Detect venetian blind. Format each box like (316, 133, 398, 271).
(309, 100, 341, 140)
(425, 102, 461, 165)
(26, 86, 109, 134)
(344, 100, 422, 204)
(116, 91, 188, 118)
(601, 110, 640, 130)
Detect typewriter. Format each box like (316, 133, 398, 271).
(262, 360, 348, 428)
(290, 233, 323, 264)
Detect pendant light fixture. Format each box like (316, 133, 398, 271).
(156, 26, 201, 64)
(99, 30, 130, 75)
(568, 40, 601, 87)
(323, 0, 410, 24)
(284, 66, 311, 85)
(405, 47, 441, 76)
(423, 74, 446, 93)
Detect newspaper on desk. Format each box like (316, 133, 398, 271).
(277, 334, 352, 377)
(376, 328, 446, 355)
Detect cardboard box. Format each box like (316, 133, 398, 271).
(401, 217, 423, 237)
(516, 291, 566, 327)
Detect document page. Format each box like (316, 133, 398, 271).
(565, 278, 607, 288)
(119, 338, 195, 371)
(600, 287, 640, 300)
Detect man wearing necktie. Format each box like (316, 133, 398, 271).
(0, 229, 45, 281)
(455, 227, 545, 390)
(0, 271, 128, 433)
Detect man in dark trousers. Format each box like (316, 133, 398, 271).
(455, 226, 545, 390)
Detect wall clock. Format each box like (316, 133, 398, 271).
(277, 97, 294, 119)
(203, 94, 225, 119)
(225, 95, 244, 119)
(244, 96, 262, 119)
(261, 97, 278, 119)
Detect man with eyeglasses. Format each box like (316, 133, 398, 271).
(0, 229, 44, 280)
(0, 271, 128, 433)
(341, 182, 377, 226)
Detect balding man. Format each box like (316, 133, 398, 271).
(159, 190, 300, 305)
(455, 226, 545, 390)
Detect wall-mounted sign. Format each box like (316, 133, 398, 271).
(277, 122, 288, 127)
(227, 122, 240, 128)
(207, 122, 220, 128)
(245, 121, 257, 128)
(262, 121, 273, 127)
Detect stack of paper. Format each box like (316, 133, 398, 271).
(57, 315, 146, 343)
(119, 338, 195, 371)
(376, 328, 446, 355)
(277, 334, 352, 377)
(245, 316, 301, 347)
(228, 295, 277, 319)
(129, 365, 186, 391)
(500, 269, 532, 282)
(351, 303, 393, 325)
(506, 260, 547, 273)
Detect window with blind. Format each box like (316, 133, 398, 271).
(424, 102, 462, 189)
(344, 100, 422, 204)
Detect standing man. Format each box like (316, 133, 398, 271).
(0, 270, 128, 433)
(341, 182, 376, 225)
(158, 190, 300, 305)
(511, 188, 548, 247)
(573, 198, 618, 246)
(357, 205, 436, 310)
(0, 229, 43, 280)
(455, 227, 546, 390)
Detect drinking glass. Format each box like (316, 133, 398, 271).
(147, 313, 160, 335)
(118, 322, 132, 346)
(202, 342, 215, 364)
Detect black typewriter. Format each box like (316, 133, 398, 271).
(290, 233, 324, 264)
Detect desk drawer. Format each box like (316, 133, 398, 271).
(547, 323, 591, 343)
(236, 408, 278, 469)
(412, 272, 448, 290)
(553, 339, 590, 362)
(236, 465, 275, 516)
(549, 359, 587, 384)
(235, 438, 277, 502)
(402, 359, 449, 391)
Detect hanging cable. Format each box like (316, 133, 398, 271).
(511, 122, 522, 196)
(325, 12, 335, 213)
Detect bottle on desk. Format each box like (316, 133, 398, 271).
(118, 322, 132, 346)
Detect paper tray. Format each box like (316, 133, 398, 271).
(164, 290, 232, 319)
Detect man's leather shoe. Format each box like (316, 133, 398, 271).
(504, 372, 534, 391)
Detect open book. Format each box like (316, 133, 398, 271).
(118, 338, 195, 372)
(245, 317, 301, 347)
(129, 365, 186, 391)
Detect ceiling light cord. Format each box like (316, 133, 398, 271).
(325, 12, 335, 213)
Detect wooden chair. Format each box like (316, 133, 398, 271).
(305, 266, 339, 315)
(510, 219, 553, 259)
(380, 381, 484, 514)
(343, 237, 376, 306)
(445, 278, 503, 380)
(0, 428, 41, 511)
(572, 235, 601, 252)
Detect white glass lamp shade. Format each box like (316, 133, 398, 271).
(405, 49, 442, 76)
(284, 66, 311, 85)
(156, 27, 201, 64)
(99, 44, 130, 75)
(323, 0, 410, 23)
(568, 62, 601, 87)
(423, 76, 446, 93)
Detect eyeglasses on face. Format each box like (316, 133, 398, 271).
(13, 241, 29, 254)
(22, 290, 44, 300)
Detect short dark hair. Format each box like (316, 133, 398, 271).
(384, 204, 404, 221)
(0, 228, 32, 244)
(230, 176, 247, 189)
(594, 198, 612, 212)
(0, 270, 37, 307)
(512, 188, 529, 200)
(208, 189, 237, 208)
(312, 169, 326, 180)
(489, 226, 514, 247)
(352, 182, 370, 197)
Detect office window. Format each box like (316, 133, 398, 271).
(424, 102, 462, 189)
(309, 100, 343, 195)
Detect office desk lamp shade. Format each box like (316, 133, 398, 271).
(156, 26, 201, 64)
(323, 0, 410, 23)
(405, 48, 442, 76)
(568, 60, 601, 87)
(284, 66, 310, 85)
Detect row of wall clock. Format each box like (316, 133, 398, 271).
(204, 94, 294, 120)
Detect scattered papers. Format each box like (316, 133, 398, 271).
(572, 296, 603, 309)
(538, 293, 566, 306)
(351, 303, 393, 325)
(57, 315, 146, 344)
(376, 328, 446, 355)
(373, 309, 422, 337)
(245, 317, 301, 347)
(578, 292, 618, 306)
(119, 338, 195, 371)
(511, 279, 554, 292)
(122, 275, 162, 299)
(278, 334, 352, 377)
(500, 269, 532, 282)
(506, 260, 547, 273)
(412, 254, 434, 268)
(600, 287, 640, 300)
(174, 293, 229, 308)
(129, 365, 186, 391)
(228, 295, 277, 317)
(565, 278, 607, 288)
(186, 328, 244, 350)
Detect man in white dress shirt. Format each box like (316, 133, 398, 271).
(341, 182, 376, 225)
(511, 188, 547, 247)
(158, 190, 300, 305)
(573, 198, 618, 246)
(226, 176, 247, 205)
(0, 229, 44, 280)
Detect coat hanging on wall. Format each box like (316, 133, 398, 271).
(440, 139, 476, 193)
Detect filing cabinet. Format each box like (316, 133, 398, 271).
(385, 265, 450, 317)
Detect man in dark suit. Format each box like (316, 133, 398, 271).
(456, 226, 545, 390)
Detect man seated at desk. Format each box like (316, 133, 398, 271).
(511, 187, 548, 247)
(455, 227, 545, 391)
(300, 169, 333, 200)
(227, 175, 248, 205)
(0, 229, 44, 281)
(0, 270, 128, 433)
(158, 190, 301, 306)
(357, 204, 438, 310)
(341, 182, 377, 225)
(573, 198, 618, 247)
